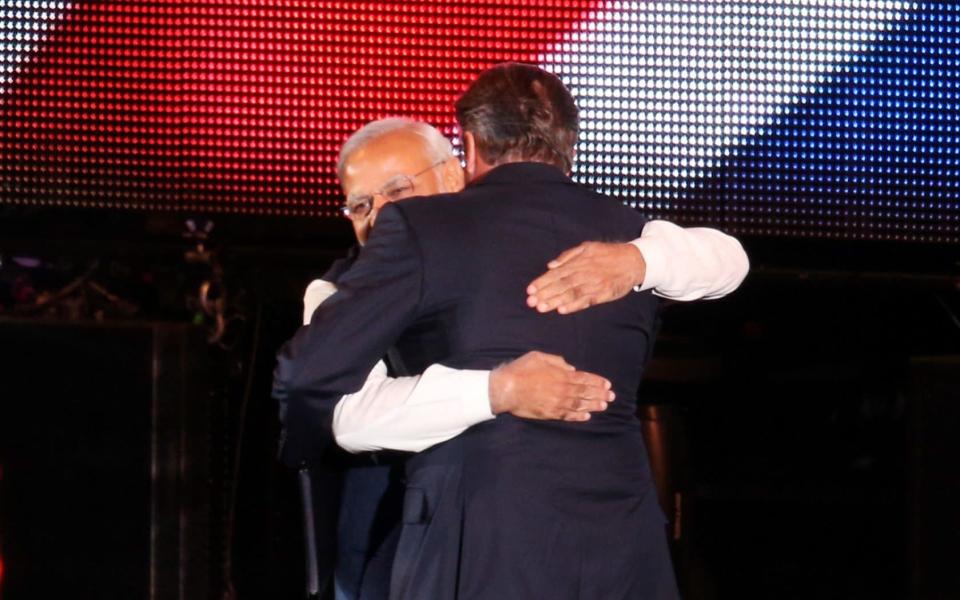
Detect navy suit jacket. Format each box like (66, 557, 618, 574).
(275, 162, 678, 599)
(292, 245, 405, 600)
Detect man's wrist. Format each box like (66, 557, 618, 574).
(624, 242, 647, 291)
(488, 365, 514, 415)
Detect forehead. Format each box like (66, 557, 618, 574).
(341, 129, 431, 195)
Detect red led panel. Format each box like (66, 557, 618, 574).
(1, 1, 601, 216)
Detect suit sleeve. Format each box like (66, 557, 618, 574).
(274, 204, 423, 465)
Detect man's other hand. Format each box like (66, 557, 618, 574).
(526, 241, 645, 315)
(488, 351, 614, 422)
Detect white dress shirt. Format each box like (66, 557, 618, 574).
(302, 221, 749, 453)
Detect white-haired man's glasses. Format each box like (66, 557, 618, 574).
(340, 159, 447, 221)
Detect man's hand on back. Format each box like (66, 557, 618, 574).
(488, 351, 615, 422)
(525, 242, 645, 315)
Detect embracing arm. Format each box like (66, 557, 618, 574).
(301, 276, 613, 455)
(273, 204, 423, 465)
(331, 351, 614, 453)
(286, 208, 614, 460)
(526, 220, 749, 314)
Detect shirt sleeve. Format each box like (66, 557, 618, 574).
(332, 362, 494, 454)
(632, 220, 750, 301)
(303, 279, 338, 325)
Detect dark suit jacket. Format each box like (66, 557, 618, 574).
(293, 245, 405, 599)
(275, 162, 678, 599)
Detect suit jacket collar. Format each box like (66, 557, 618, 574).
(469, 161, 573, 188)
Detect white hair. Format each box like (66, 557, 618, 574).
(337, 118, 454, 181)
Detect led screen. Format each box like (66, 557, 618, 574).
(1, 1, 957, 242)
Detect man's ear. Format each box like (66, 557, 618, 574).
(463, 131, 478, 182)
(442, 155, 466, 192)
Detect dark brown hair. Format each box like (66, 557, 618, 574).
(455, 63, 579, 172)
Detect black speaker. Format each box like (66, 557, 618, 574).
(0, 320, 223, 600)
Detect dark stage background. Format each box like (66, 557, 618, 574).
(2, 235, 958, 600)
(1, 2, 959, 599)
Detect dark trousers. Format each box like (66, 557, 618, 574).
(335, 464, 404, 600)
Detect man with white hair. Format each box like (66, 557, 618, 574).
(287, 116, 748, 599)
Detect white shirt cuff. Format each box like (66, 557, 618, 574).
(629, 220, 749, 301)
(630, 236, 668, 294)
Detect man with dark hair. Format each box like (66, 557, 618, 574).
(455, 62, 579, 173)
(277, 63, 739, 598)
